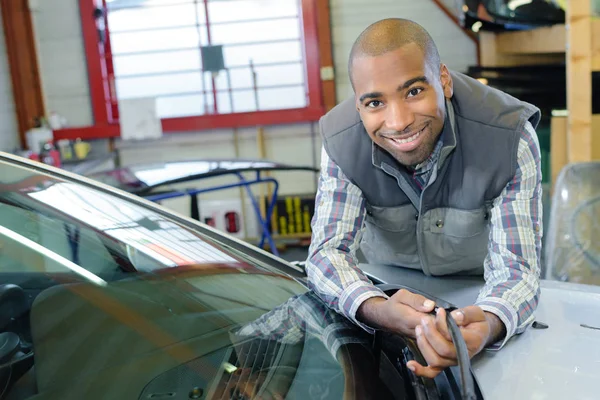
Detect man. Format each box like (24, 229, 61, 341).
(306, 18, 543, 378)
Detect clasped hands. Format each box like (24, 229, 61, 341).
(357, 289, 505, 378)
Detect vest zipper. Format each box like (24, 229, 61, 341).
(416, 183, 431, 276)
(416, 100, 457, 276)
(416, 160, 443, 276)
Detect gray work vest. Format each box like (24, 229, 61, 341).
(320, 71, 541, 276)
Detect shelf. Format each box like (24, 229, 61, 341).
(480, 20, 600, 71)
(495, 24, 566, 54)
(479, 3, 600, 183)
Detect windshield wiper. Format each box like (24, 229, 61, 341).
(375, 284, 478, 400)
(436, 306, 476, 400)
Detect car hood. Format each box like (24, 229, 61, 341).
(361, 264, 600, 400)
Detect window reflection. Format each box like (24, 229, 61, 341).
(127, 160, 276, 187)
(132, 161, 214, 187)
(26, 181, 238, 268)
(0, 224, 107, 285)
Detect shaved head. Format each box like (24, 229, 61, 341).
(349, 18, 453, 167)
(349, 18, 441, 88)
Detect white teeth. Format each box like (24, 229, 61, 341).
(391, 130, 421, 144)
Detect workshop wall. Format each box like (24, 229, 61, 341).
(0, 3, 19, 152)
(25, 0, 476, 227)
(331, 0, 477, 100)
(29, 0, 477, 134)
(30, 0, 94, 128)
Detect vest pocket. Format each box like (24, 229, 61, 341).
(360, 204, 421, 268)
(422, 206, 491, 275)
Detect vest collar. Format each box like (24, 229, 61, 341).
(438, 98, 458, 169)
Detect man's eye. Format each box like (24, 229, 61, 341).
(407, 88, 423, 97)
(366, 100, 383, 108)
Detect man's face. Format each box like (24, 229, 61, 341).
(352, 43, 453, 167)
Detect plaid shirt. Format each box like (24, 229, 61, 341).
(306, 121, 543, 350)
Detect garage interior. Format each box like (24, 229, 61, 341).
(0, 0, 598, 283)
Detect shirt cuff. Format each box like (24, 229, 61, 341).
(476, 297, 519, 350)
(338, 280, 389, 334)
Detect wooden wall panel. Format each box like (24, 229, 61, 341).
(566, 0, 593, 162)
(479, 28, 566, 67)
(1, 0, 45, 148)
(316, 0, 336, 112)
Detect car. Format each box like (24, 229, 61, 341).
(0, 151, 598, 400)
(460, 0, 565, 32)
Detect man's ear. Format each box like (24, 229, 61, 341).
(440, 64, 453, 99)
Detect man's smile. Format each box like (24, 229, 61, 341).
(381, 123, 429, 152)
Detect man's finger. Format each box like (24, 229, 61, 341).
(422, 316, 456, 359)
(451, 306, 486, 326)
(406, 360, 444, 379)
(415, 325, 455, 370)
(435, 308, 452, 342)
(393, 289, 436, 312)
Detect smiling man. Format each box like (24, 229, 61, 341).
(306, 18, 543, 377)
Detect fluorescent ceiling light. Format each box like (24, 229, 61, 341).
(508, 0, 532, 11)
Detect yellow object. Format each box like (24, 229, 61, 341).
(74, 140, 91, 159)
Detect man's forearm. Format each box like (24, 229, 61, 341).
(306, 147, 376, 318)
(484, 311, 507, 346)
(356, 296, 388, 329)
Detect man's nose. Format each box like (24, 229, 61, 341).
(384, 101, 415, 133)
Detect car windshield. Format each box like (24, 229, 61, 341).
(0, 158, 428, 400)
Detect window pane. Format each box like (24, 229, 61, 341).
(223, 41, 302, 67)
(210, 18, 300, 45)
(231, 90, 258, 113)
(110, 27, 205, 55)
(213, 63, 304, 91)
(156, 94, 210, 118)
(213, 68, 253, 90)
(113, 50, 202, 76)
(216, 91, 233, 114)
(207, 0, 299, 23)
(106, 0, 310, 115)
(108, 4, 203, 33)
(258, 86, 306, 110)
(254, 63, 304, 87)
(107, 0, 197, 10)
(116, 72, 209, 99)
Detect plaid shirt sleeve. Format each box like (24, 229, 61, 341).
(476, 121, 543, 350)
(305, 147, 388, 332)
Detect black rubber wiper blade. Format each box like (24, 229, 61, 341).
(375, 284, 480, 400)
(437, 306, 477, 400)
